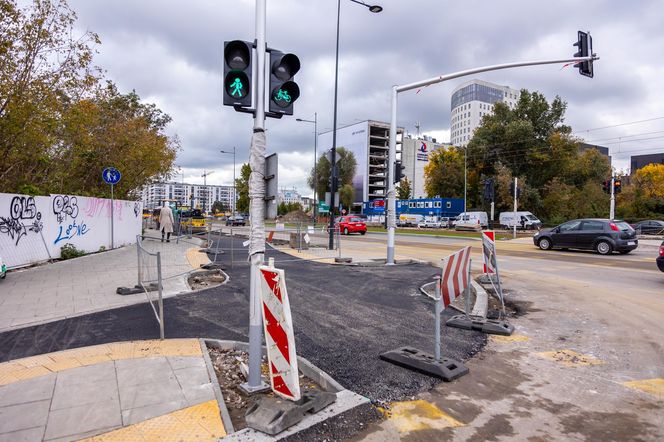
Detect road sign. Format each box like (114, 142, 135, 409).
(482, 231, 497, 274)
(440, 246, 471, 308)
(318, 202, 330, 213)
(102, 167, 121, 185)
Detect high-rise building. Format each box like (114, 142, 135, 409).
(401, 136, 451, 199)
(141, 182, 235, 213)
(630, 153, 664, 174)
(450, 79, 520, 146)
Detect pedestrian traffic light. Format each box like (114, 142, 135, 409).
(269, 51, 300, 115)
(393, 160, 405, 183)
(602, 180, 610, 194)
(614, 179, 622, 194)
(573, 31, 593, 78)
(223, 40, 253, 108)
(483, 179, 495, 201)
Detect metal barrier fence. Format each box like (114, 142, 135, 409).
(136, 235, 164, 340)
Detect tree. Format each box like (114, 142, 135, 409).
(617, 164, 664, 219)
(424, 147, 465, 199)
(339, 184, 354, 210)
(235, 163, 251, 213)
(307, 147, 357, 201)
(212, 201, 228, 213)
(397, 177, 412, 200)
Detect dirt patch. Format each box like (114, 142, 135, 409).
(188, 270, 225, 290)
(207, 347, 325, 431)
(560, 410, 657, 441)
(486, 291, 539, 319)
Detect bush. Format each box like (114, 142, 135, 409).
(60, 243, 86, 260)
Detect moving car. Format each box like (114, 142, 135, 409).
(533, 219, 638, 255)
(418, 218, 442, 228)
(226, 215, 246, 226)
(336, 216, 367, 235)
(499, 211, 542, 230)
(657, 241, 664, 272)
(632, 220, 664, 235)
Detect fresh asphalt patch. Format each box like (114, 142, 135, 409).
(0, 235, 486, 403)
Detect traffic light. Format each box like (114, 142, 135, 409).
(509, 181, 521, 199)
(573, 31, 593, 78)
(614, 179, 622, 194)
(602, 180, 610, 194)
(223, 40, 253, 107)
(483, 179, 495, 201)
(269, 51, 300, 115)
(393, 160, 405, 183)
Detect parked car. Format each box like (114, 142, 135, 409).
(657, 241, 664, 272)
(336, 216, 367, 235)
(399, 214, 424, 227)
(632, 220, 664, 235)
(533, 219, 638, 255)
(499, 211, 542, 230)
(453, 211, 489, 229)
(226, 215, 246, 226)
(418, 218, 442, 229)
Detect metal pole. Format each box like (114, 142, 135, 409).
(243, 0, 268, 394)
(110, 183, 114, 249)
(314, 113, 318, 222)
(233, 147, 236, 217)
(609, 176, 615, 219)
(386, 55, 599, 262)
(136, 235, 142, 288)
(434, 275, 442, 362)
(157, 252, 164, 340)
(328, 0, 342, 251)
(231, 227, 234, 269)
(513, 177, 517, 239)
(386, 86, 398, 264)
(465, 258, 472, 320)
(463, 147, 467, 213)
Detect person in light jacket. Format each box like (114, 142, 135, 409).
(159, 203, 175, 242)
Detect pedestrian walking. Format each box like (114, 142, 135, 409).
(159, 203, 175, 242)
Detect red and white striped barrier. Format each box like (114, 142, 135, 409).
(482, 231, 497, 274)
(440, 246, 472, 308)
(259, 263, 301, 401)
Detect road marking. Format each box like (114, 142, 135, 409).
(535, 349, 604, 367)
(490, 334, 530, 343)
(80, 399, 226, 441)
(0, 339, 202, 386)
(380, 400, 464, 434)
(622, 379, 664, 398)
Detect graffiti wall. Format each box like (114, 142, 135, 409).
(0, 193, 142, 269)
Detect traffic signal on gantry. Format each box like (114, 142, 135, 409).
(223, 40, 253, 107)
(269, 51, 300, 115)
(573, 31, 593, 78)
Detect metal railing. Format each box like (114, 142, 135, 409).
(136, 235, 164, 340)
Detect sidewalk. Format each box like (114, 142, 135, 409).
(0, 339, 226, 441)
(0, 232, 208, 332)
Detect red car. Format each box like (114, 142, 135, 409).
(336, 216, 367, 235)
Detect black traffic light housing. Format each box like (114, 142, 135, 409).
(223, 40, 253, 107)
(509, 181, 521, 199)
(602, 180, 610, 194)
(269, 51, 300, 115)
(573, 31, 593, 78)
(483, 178, 495, 201)
(393, 160, 405, 183)
(614, 179, 622, 194)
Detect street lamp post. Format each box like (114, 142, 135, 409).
(220, 147, 237, 216)
(328, 0, 382, 250)
(296, 113, 317, 221)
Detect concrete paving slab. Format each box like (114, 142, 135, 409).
(55, 361, 115, 387)
(51, 379, 118, 411)
(44, 399, 122, 441)
(0, 400, 50, 434)
(120, 398, 188, 426)
(0, 426, 45, 442)
(118, 377, 185, 410)
(115, 357, 174, 386)
(0, 374, 56, 407)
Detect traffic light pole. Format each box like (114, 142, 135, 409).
(241, 0, 269, 395)
(386, 55, 598, 264)
(513, 177, 518, 239)
(610, 176, 615, 220)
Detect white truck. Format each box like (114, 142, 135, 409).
(499, 211, 542, 230)
(399, 213, 424, 227)
(453, 211, 489, 229)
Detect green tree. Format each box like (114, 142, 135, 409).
(617, 164, 664, 219)
(424, 147, 465, 199)
(235, 163, 251, 213)
(211, 201, 228, 213)
(339, 184, 354, 210)
(397, 177, 412, 200)
(307, 147, 357, 201)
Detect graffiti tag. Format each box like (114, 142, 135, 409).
(54, 220, 90, 245)
(53, 195, 79, 224)
(134, 202, 140, 218)
(0, 196, 43, 245)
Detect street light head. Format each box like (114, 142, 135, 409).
(369, 5, 382, 13)
(296, 118, 303, 121)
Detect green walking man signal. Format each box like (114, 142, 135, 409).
(230, 77, 245, 97)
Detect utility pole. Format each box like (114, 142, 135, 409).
(513, 177, 518, 239)
(609, 176, 615, 219)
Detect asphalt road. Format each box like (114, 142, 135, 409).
(0, 236, 486, 404)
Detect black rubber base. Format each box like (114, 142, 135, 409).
(115, 283, 158, 296)
(446, 315, 514, 336)
(245, 391, 337, 435)
(379, 347, 469, 382)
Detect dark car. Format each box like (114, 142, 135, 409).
(533, 219, 638, 255)
(632, 220, 664, 235)
(657, 241, 664, 272)
(226, 215, 246, 226)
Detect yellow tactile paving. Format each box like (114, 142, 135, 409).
(81, 400, 226, 441)
(380, 400, 464, 434)
(535, 349, 604, 367)
(0, 339, 201, 386)
(186, 247, 211, 269)
(622, 378, 664, 398)
(490, 334, 531, 344)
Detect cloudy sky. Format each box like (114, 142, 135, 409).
(68, 0, 664, 195)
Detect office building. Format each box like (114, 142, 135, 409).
(450, 79, 520, 146)
(401, 136, 451, 199)
(630, 153, 664, 173)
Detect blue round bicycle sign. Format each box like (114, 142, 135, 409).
(102, 167, 122, 185)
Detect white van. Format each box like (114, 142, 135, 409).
(453, 211, 489, 229)
(399, 214, 423, 227)
(499, 211, 542, 230)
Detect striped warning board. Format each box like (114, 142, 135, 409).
(482, 231, 496, 274)
(440, 246, 471, 308)
(259, 264, 301, 401)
